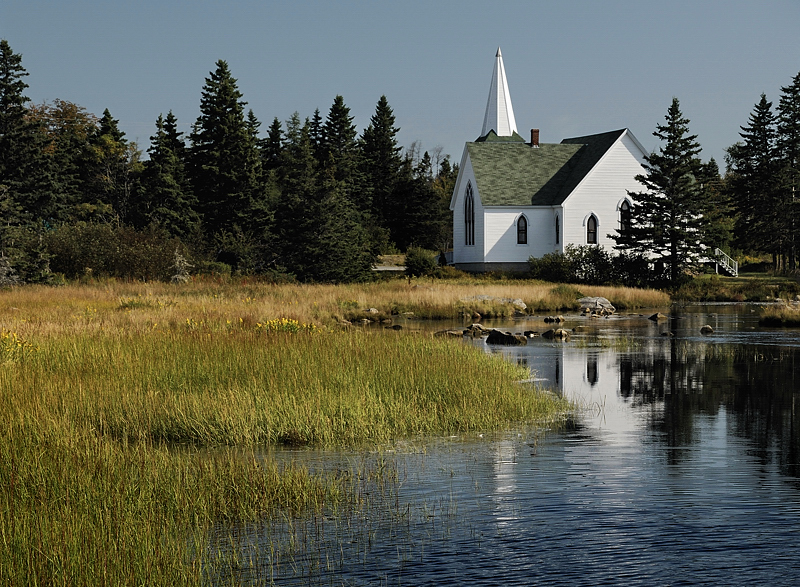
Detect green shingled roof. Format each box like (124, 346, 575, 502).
(467, 129, 627, 206)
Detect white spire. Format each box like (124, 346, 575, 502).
(481, 47, 518, 138)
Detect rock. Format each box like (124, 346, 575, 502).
(700, 325, 714, 334)
(542, 328, 571, 342)
(544, 315, 565, 324)
(523, 330, 539, 338)
(573, 325, 587, 332)
(578, 297, 616, 315)
(386, 324, 403, 330)
(486, 329, 528, 345)
(434, 329, 465, 338)
(649, 313, 669, 322)
(661, 331, 674, 337)
(460, 295, 527, 311)
(464, 323, 488, 338)
(366, 307, 380, 314)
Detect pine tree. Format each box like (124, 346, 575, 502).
(0, 40, 58, 227)
(27, 99, 98, 222)
(725, 94, 782, 261)
(320, 96, 365, 211)
(85, 108, 142, 223)
(139, 112, 199, 239)
(275, 113, 318, 276)
(361, 96, 402, 230)
(188, 60, 263, 237)
(776, 71, 800, 269)
(263, 117, 283, 172)
(612, 98, 706, 284)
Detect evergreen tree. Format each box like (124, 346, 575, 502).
(612, 98, 706, 284)
(776, 71, 800, 269)
(263, 117, 283, 172)
(27, 99, 97, 222)
(308, 108, 324, 161)
(188, 60, 263, 237)
(320, 96, 365, 211)
(0, 39, 30, 183)
(360, 95, 402, 228)
(0, 40, 58, 227)
(725, 94, 782, 260)
(85, 108, 142, 223)
(275, 113, 318, 276)
(390, 153, 451, 251)
(139, 112, 199, 239)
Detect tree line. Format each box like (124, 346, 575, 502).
(0, 40, 455, 284)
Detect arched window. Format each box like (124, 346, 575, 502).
(619, 200, 631, 233)
(517, 215, 528, 245)
(555, 215, 560, 244)
(587, 215, 598, 244)
(464, 182, 475, 246)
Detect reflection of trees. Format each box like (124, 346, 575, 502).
(616, 338, 800, 479)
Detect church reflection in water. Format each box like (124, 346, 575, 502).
(482, 328, 800, 479)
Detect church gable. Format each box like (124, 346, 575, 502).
(449, 48, 647, 271)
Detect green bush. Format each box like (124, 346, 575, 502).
(404, 247, 437, 277)
(44, 223, 181, 281)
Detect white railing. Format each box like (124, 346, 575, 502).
(714, 248, 738, 277)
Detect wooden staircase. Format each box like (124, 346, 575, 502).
(713, 248, 738, 277)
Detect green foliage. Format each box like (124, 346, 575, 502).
(404, 246, 437, 277)
(139, 112, 199, 239)
(613, 98, 707, 283)
(44, 222, 181, 280)
(188, 60, 265, 237)
(529, 245, 665, 287)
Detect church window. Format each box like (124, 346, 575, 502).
(620, 200, 631, 233)
(465, 183, 475, 246)
(517, 215, 528, 245)
(555, 215, 560, 244)
(587, 215, 598, 244)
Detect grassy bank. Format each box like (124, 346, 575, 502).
(674, 273, 800, 302)
(0, 278, 669, 331)
(758, 304, 800, 326)
(0, 282, 569, 585)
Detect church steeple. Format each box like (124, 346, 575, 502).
(481, 47, 518, 138)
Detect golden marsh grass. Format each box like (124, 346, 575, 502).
(0, 280, 571, 584)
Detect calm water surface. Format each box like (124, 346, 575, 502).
(213, 305, 800, 585)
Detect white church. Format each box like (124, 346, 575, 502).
(449, 48, 649, 272)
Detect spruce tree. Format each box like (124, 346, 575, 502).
(85, 108, 142, 223)
(188, 60, 263, 237)
(360, 95, 402, 228)
(776, 71, 800, 269)
(263, 117, 283, 172)
(612, 98, 706, 284)
(320, 96, 365, 211)
(139, 112, 200, 239)
(27, 99, 97, 222)
(0, 40, 58, 227)
(725, 94, 781, 260)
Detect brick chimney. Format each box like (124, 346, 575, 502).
(531, 128, 540, 148)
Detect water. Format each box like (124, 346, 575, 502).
(211, 305, 800, 585)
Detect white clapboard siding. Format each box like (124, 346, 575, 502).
(562, 132, 646, 251)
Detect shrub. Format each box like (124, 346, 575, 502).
(45, 223, 181, 281)
(404, 247, 437, 277)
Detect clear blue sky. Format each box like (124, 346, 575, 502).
(2, 1, 799, 167)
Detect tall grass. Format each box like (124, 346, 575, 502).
(0, 278, 667, 330)
(0, 282, 569, 584)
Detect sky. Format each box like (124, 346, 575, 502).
(2, 1, 800, 168)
